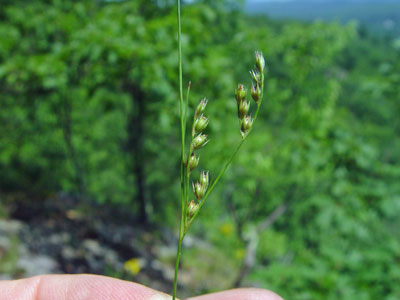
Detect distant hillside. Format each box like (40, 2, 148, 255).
(246, 0, 400, 35)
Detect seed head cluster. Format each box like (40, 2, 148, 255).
(186, 98, 211, 220)
(185, 51, 265, 224)
(236, 51, 265, 138)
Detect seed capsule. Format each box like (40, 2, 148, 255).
(187, 200, 199, 218)
(188, 154, 199, 172)
(193, 181, 206, 200)
(192, 134, 208, 150)
(235, 84, 246, 104)
(250, 70, 261, 85)
(251, 84, 262, 104)
(195, 98, 208, 119)
(240, 115, 253, 138)
(238, 100, 250, 119)
(194, 115, 209, 134)
(255, 51, 265, 74)
(199, 171, 209, 189)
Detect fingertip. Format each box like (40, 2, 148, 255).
(0, 275, 43, 300)
(188, 288, 283, 300)
(0, 274, 165, 300)
(148, 293, 174, 300)
(242, 288, 284, 300)
(38, 274, 157, 300)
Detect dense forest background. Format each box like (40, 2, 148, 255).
(0, 0, 399, 299)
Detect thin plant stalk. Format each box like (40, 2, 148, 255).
(173, 0, 185, 299)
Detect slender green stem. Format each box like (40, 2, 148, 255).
(253, 73, 264, 123)
(183, 83, 191, 227)
(185, 146, 194, 226)
(173, 218, 184, 300)
(173, 0, 184, 299)
(184, 82, 191, 135)
(185, 153, 191, 226)
(187, 138, 244, 229)
(178, 3, 184, 164)
(183, 82, 192, 226)
(178, 0, 185, 209)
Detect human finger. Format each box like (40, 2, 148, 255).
(187, 288, 283, 300)
(0, 274, 172, 300)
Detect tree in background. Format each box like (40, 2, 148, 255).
(0, 1, 399, 299)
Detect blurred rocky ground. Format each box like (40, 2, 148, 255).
(0, 194, 181, 293)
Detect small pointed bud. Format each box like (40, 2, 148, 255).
(251, 84, 262, 104)
(192, 134, 208, 150)
(235, 84, 246, 104)
(195, 98, 208, 119)
(238, 100, 250, 119)
(240, 115, 253, 138)
(194, 115, 209, 134)
(199, 171, 209, 189)
(187, 200, 199, 218)
(193, 181, 206, 201)
(255, 51, 265, 74)
(188, 153, 199, 172)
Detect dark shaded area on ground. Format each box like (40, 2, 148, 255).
(0, 195, 177, 293)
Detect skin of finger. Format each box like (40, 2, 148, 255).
(187, 288, 283, 300)
(0, 274, 173, 300)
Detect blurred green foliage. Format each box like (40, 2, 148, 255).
(0, 0, 399, 299)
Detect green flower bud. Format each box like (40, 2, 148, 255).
(187, 200, 199, 218)
(199, 171, 209, 189)
(195, 98, 208, 119)
(235, 84, 246, 104)
(251, 84, 262, 104)
(240, 115, 253, 138)
(238, 100, 250, 119)
(192, 134, 208, 150)
(193, 181, 206, 201)
(188, 153, 199, 172)
(255, 51, 265, 74)
(194, 115, 209, 134)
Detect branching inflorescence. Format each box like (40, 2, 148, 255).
(172, 1, 265, 299)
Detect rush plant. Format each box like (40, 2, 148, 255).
(172, 1, 265, 299)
